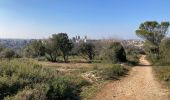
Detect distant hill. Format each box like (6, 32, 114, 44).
(0, 39, 33, 49)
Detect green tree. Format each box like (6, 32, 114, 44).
(0, 48, 15, 60)
(23, 40, 45, 58)
(44, 40, 59, 62)
(78, 43, 95, 62)
(136, 21, 170, 46)
(51, 33, 73, 62)
(136, 21, 170, 58)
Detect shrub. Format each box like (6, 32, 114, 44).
(0, 60, 55, 99)
(47, 76, 89, 100)
(0, 49, 15, 60)
(102, 42, 126, 63)
(23, 40, 45, 58)
(0, 75, 25, 99)
(127, 54, 139, 66)
(78, 43, 95, 62)
(143, 41, 160, 63)
(93, 64, 128, 80)
(153, 66, 170, 87)
(47, 77, 76, 100)
(158, 38, 170, 65)
(4, 84, 49, 100)
(102, 64, 128, 79)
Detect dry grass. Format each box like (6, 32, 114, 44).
(38, 61, 94, 69)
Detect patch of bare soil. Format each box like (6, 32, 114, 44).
(94, 55, 169, 100)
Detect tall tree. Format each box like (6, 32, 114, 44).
(136, 21, 170, 46)
(136, 21, 170, 58)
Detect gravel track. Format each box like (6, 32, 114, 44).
(94, 55, 169, 100)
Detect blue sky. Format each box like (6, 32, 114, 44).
(0, 0, 170, 39)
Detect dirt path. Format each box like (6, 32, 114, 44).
(94, 55, 169, 100)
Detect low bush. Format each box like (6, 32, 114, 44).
(147, 38, 170, 66)
(158, 38, 170, 65)
(4, 84, 49, 100)
(47, 77, 78, 100)
(0, 48, 15, 60)
(93, 64, 128, 80)
(102, 42, 127, 64)
(102, 64, 128, 79)
(127, 54, 139, 66)
(153, 66, 170, 87)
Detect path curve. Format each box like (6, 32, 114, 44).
(94, 55, 169, 100)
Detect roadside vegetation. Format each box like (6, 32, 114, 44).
(0, 33, 141, 100)
(136, 21, 170, 88)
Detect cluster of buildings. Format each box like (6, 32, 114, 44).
(72, 36, 88, 43)
(122, 39, 144, 49)
(71, 36, 144, 51)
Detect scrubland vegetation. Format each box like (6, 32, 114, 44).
(0, 59, 88, 100)
(0, 32, 141, 100)
(2, 20, 170, 99)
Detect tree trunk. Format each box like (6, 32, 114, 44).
(63, 53, 69, 63)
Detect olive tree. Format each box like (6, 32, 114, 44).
(78, 43, 95, 62)
(44, 40, 59, 62)
(44, 33, 73, 62)
(51, 33, 73, 62)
